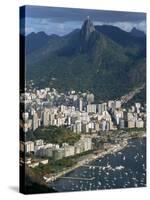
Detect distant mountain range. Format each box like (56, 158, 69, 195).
(23, 17, 146, 100)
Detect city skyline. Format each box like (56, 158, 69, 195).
(20, 5, 146, 194)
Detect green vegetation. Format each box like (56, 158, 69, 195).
(32, 157, 76, 176)
(30, 150, 94, 178)
(124, 86, 146, 108)
(26, 126, 146, 190)
(26, 125, 80, 145)
(26, 22, 146, 101)
(24, 175, 57, 194)
(124, 127, 146, 133)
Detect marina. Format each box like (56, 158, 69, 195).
(44, 139, 128, 183)
(59, 176, 95, 181)
(48, 137, 146, 192)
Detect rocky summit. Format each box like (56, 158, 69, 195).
(24, 18, 146, 101)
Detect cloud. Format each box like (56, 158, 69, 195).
(24, 18, 82, 35)
(111, 21, 146, 32)
(22, 5, 146, 23)
(23, 17, 146, 36)
(20, 6, 146, 36)
(95, 20, 146, 32)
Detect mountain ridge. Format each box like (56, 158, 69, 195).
(25, 18, 146, 101)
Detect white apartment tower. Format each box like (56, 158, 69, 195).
(79, 98, 83, 112)
(42, 110, 50, 127)
(87, 104, 96, 113)
(32, 112, 39, 131)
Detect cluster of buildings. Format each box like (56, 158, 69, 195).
(21, 136, 92, 162)
(20, 86, 146, 167)
(24, 157, 49, 168)
(111, 102, 146, 129)
(20, 87, 146, 134)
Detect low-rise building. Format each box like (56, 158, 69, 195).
(119, 118, 125, 129)
(63, 144, 75, 157)
(128, 120, 135, 128)
(40, 159, 49, 165)
(136, 118, 144, 128)
(35, 139, 44, 146)
(25, 141, 34, 153)
(53, 148, 64, 160)
(29, 161, 39, 168)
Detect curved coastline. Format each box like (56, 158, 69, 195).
(46, 131, 146, 184)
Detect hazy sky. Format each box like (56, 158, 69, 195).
(20, 6, 146, 36)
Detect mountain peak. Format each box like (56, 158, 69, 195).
(130, 27, 145, 38)
(80, 16, 95, 41)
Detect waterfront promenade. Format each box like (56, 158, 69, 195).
(44, 139, 128, 183)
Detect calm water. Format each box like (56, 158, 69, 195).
(49, 137, 146, 192)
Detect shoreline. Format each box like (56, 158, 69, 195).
(45, 141, 127, 183)
(44, 132, 146, 184)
